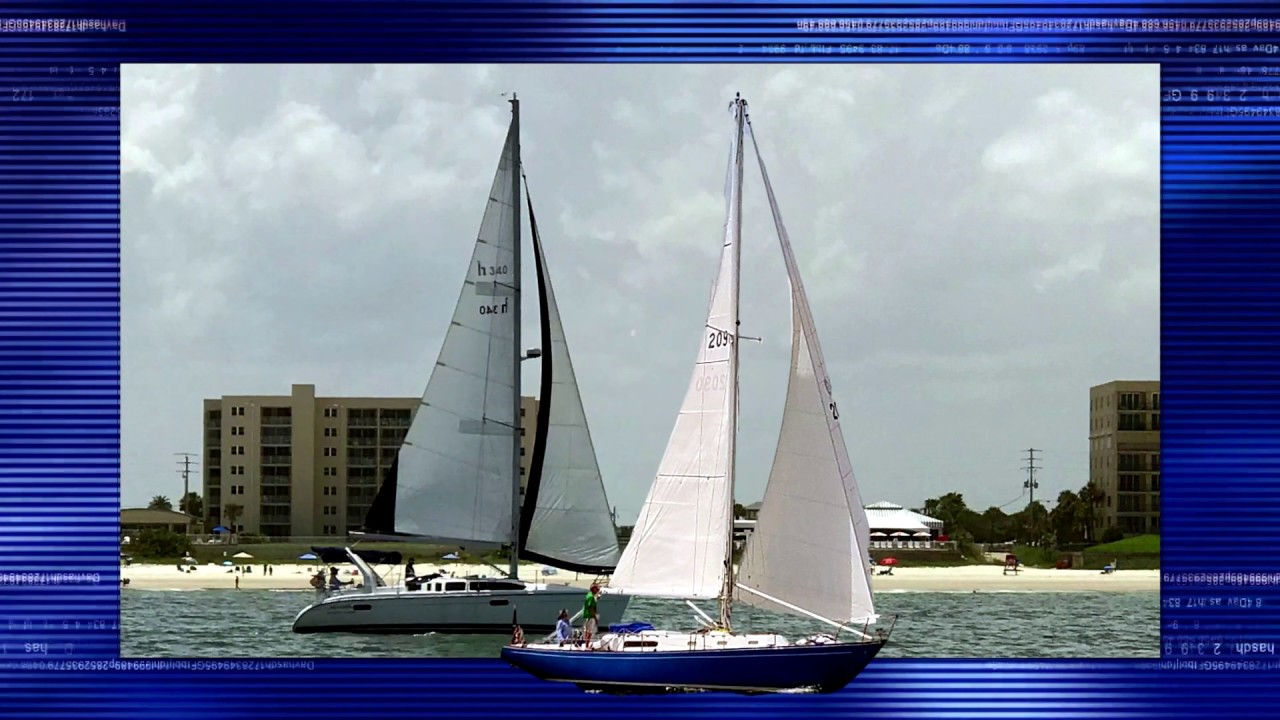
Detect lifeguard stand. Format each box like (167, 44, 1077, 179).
(1002, 554, 1020, 576)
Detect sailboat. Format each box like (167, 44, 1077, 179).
(293, 96, 631, 635)
(500, 95, 894, 692)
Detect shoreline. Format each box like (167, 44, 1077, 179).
(120, 562, 1160, 593)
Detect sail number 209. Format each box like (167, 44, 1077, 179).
(707, 329, 733, 349)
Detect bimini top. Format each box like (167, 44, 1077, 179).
(310, 546, 404, 566)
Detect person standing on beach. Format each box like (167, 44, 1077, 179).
(234, 575, 240, 590)
(582, 584, 600, 648)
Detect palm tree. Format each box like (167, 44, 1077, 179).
(1077, 483, 1106, 542)
(148, 495, 172, 511)
(1050, 490, 1082, 545)
(223, 503, 243, 538)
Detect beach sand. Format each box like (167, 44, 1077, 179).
(120, 561, 1159, 593)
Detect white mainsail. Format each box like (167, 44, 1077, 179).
(521, 196, 622, 571)
(736, 124, 876, 625)
(610, 127, 744, 600)
(393, 121, 520, 546)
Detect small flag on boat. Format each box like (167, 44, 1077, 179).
(511, 607, 524, 646)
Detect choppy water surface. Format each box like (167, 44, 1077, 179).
(122, 589, 1158, 659)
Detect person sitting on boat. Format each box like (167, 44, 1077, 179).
(582, 584, 601, 648)
(404, 557, 416, 582)
(554, 609, 572, 645)
(328, 567, 354, 591)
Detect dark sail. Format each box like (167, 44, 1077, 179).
(516, 191, 619, 575)
(359, 456, 402, 536)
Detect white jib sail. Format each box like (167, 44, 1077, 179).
(610, 137, 742, 600)
(737, 125, 876, 626)
(393, 121, 520, 546)
(522, 203, 622, 570)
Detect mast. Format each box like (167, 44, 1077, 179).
(718, 94, 747, 629)
(508, 94, 523, 580)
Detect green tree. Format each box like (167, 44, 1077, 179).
(1012, 501, 1051, 546)
(920, 492, 971, 535)
(975, 506, 1012, 544)
(1050, 490, 1084, 545)
(1077, 482, 1105, 542)
(148, 495, 172, 511)
(179, 492, 202, 518)
(133, 528, 190, 559)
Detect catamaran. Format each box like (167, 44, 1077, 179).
(293, 96, 630, 634)
(501, 95, 894, 692)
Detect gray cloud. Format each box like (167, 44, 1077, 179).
(123, 63, 1159, 520)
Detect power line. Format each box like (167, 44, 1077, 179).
(1022, 448, 1041, 507)
(175, 452, 198, 514)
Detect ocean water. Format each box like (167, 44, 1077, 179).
(121, 589, 1159, 659)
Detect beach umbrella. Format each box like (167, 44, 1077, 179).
(232, 552, 254, 559)
(912, 531, 931, 537)
(299, 553, 318, 561)
(442, 553, 460, 561)
(212, 526, 228, 533)
(890, 531, 909, 538)
(879, 557, 898, 566)
(870, 532, 887, 538)
(221, 560, 233, 566)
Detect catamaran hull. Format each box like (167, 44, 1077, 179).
(292, 587, 629, 635)
(500, 639, 887, 694)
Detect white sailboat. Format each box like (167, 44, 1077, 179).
(293, 96, 630, 635)
(501, 95, 894, 693)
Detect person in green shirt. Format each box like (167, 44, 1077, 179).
(582, 583, 600, 648)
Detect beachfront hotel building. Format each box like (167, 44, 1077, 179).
(202, 383, 538, 538)
(1089, 380, 1161, 535)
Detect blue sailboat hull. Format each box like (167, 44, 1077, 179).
(501, 639, 887, 694)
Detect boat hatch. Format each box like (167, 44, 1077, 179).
(622, 640, 659, 649)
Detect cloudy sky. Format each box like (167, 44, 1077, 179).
(122, 64, 1159, 522)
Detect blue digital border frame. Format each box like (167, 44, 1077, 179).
(2, 0, 1278, 717)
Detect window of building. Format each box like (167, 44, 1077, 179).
(1118, 413, 1147, 431)
(1151, 413, 1160, 431)
(1151, 473, 1161, 492)
(520, 466, 525, 476)
(520, 407, 525, 417)
(1151, 453, 1161, 471)
(324, 447, 337, 457)
(520, 447, 526, 456)
(1118, 474, 1141, 492)
(1152, 393, 1160, 411)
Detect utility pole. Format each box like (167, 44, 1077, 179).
(175, 452, 198, 515)
(1022, 448, 1041, 506)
